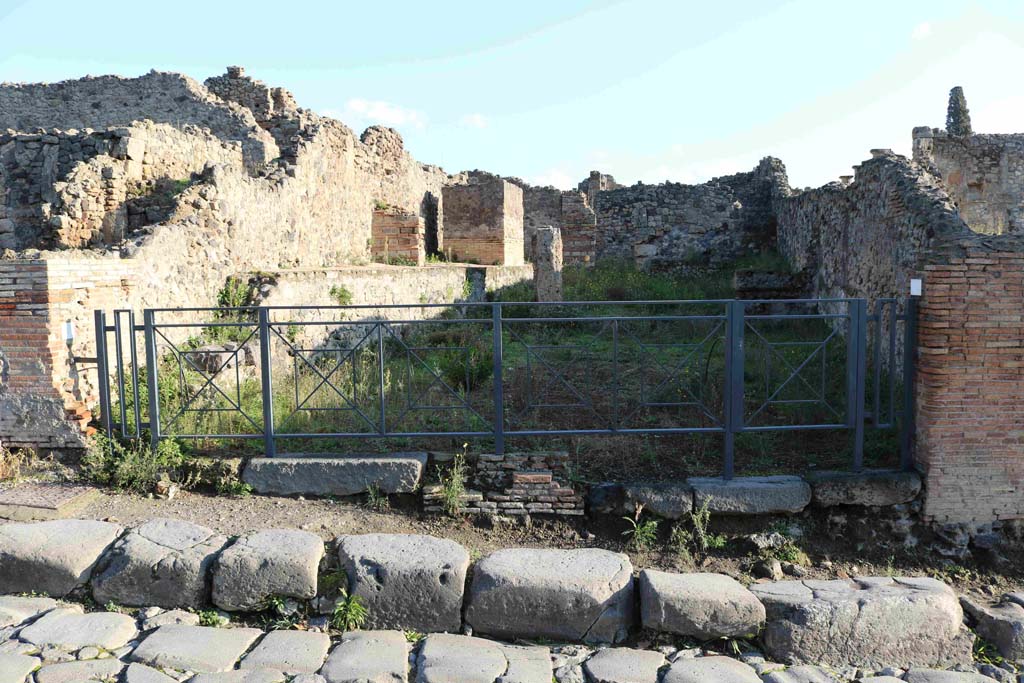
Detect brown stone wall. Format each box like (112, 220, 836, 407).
(915, 246, 1024, 523)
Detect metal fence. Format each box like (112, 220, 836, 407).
(94, 297, 916, 478)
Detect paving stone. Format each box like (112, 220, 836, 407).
(18, 607, 137, 650)
(0, 519, 122, 596)
(904, 670, 997, 682)
(140, 607, 201, 630)
(961, 595, 1024, 661)
(320, 630, 408, 683)
(751, 577, 973, 669)
(806, 470, 922, 507)
(212, 529, 324, 611)
(638, 570, 765, 639)
(662, 655, 761, 683)
(0, 652, 40, 682)
(621, 482, 693, 519)
(416, 633, 550, 683)
(293, 675, 328, 683)
(190, 671, 288, 683)
(337, 533, 469, 632)
(130, 624, 263, 673)
(0, 483, 99, 521)
(760, 664, 842, 682)
(33, 657, 124, 683)
(858, 678, 906, 683)
(465, 548, 635, 644)
(243, 453, 427, 496)
(125, 662, 178, 683)
(687, 476, 811, 514)
(582, 647, 665, 683)
(0, 594, 58, 627)
(240, 629, 330, 675)
(91, 518, 229, 609)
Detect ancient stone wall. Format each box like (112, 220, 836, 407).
(913, 128, 1024, 236)
(0, 71, 278, 172)
(441, 179, 525, 266)
(915, 237, 1024, 523)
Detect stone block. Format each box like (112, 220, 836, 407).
(130, 624, 263, 673)
(751, 577, 973, 669)
(18, 607, 137, 650)
(622, 482, 693, 519)
(416, 633, 549, 683)
(904, 671, 995, 683)
(240, 629, 331, 675)
(961, 595, 1024, 662)
(761, 665, 841, 683)
(662, 655, 760, 683)
(34, 658, 124, 683)
(125, 663, 178, 683)
(687, 476, 810, 514)
(336, 533, 469, 632)
(638, 570, 765, 639)
(0, 519, 122, 596)
(0, 595, 58, 627)
(806, 470, 922, 507)
(465, 547, 635, 643)
(582, 647, 665, 683)
(320, 630, 408, 683)
(213, 529, 324, 611)
(91, 517, 229, 609)
(242, 454, 427, 496)
(0, 653, 40, 683)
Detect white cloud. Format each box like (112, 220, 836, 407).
(911, 21, 933, 41)
(327, 98, 427, 131)
(459, 113, 488, 129)
(528, 167, 576, 190)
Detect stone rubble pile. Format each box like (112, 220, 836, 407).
(0, 517, 1018, 682)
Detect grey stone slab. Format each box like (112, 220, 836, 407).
(33, 657, 124, 683)
(125, 662, 178, 683)
(0, 652, 39, 683)
(240, 629, 331, 675)
(622, 482, 693, 519)
(321, 630, 408, 683)
(243, 454, 427, 496)
(140, 607, 201, 630)
(465, 548, 635, 644)
(415, 633, 549, 683)
(639, 570, 765, 639)
(337, 533, 469, 632)
(687, 476, 811, 514)
(760, 665, 842, 683)
(18, 607, 137, 650)
(582, 647, 665, 683)
(0, 595, 58, 627)
(130, 624, 263, 673)
(190, 671, 288, 683)
(904, 670, 996, 683)
(662, 655, 760, 683)
(91, 517, 229, 609)
(0, 519, 122, 596)
(806, 470, 922, 507)
(293, 676, 328, 683)
(212, 529, 324, 611)
(751, 577, 973, 669)
(859, 678, 907, 683)
(961, 595, 1024, 661)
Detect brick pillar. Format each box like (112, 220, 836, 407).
(531, 226, 563, 301)
(371, 209, 425, 266)
(915, 249, 1024, 523)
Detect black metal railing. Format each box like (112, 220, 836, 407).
(94, 297, 916, 478)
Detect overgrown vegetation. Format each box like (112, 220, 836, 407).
(364, 482, 390, 512)
(82, 434, 185, 494)
(329, 284, 353, 306)
(438, 444, 469, 516)
(0, 444, 31, 482)
(671, 497, 728, 560)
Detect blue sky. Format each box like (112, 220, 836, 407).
(2, 0, 1023, 188)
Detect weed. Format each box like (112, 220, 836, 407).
(216, 478, 253, 498)
(374, 199, 389, 211)
(0, 444, 29, 481)
(669, 524, 693, 564)
(364, 482, 391, 512)
(319, 568, 348, 596)
(82, 434, 185, 494)
(973, 632, 1007, 667)
(104, 601, 121, 613)
(404, 630, 424, 643)
(438, 444, 468, 516)
(198, 609, 227, 627)
(329, 284, 354, 306)
(622, 504, 659, 551)
(689, 497, 727, 553)
(331, 591, 369, 632)
(264, 596, 301, 630)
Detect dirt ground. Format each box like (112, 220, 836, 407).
(71, 486, 1024, 603)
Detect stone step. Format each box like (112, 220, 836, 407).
(241, 452, 427, 496)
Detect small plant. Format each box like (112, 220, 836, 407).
(264, 596, 301, 630)
(198, 609, 227, 627)
(82, 434, 185, 494)
(0, 444, 29, 482)
(319, 568, 348, 596)
(216, 477, 253, 498)
(669, 524, 694, 563)
(404, 630, 424, 644)
(973, 632, 1007, 667)
(104, 601, 121, 612)
(438, 444, 468, 516)
(329, 284, 354, 306)
(689, 496, 727, 553)
(364, 482, 390, 512)
(374, 199, 389, 211)
(621, 503, 659, 552)
(331, 590, 368, 632)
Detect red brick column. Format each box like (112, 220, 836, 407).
(915, 250, 1024, 523)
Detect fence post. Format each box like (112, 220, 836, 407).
(142, 310, 161, 453)
(492, 303, 505, 456)
(94, 310, 113, 439)
(900, 296, 918, 470)
(723, 301, 744, 480)
(258, 307, 276, 458)
(848, 299, 868, 472)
